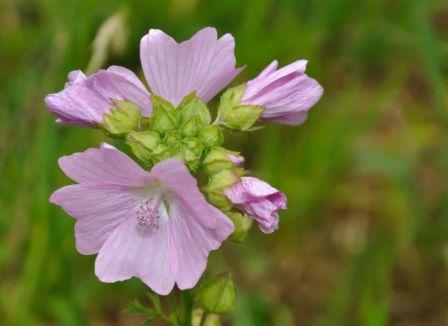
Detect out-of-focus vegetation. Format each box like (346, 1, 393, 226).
(1, 0, 448, 324)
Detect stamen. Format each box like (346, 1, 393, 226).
(136, 194, 162, 226)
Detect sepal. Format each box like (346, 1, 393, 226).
(101, 101, 141, 137)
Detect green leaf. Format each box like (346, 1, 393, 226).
(196, 272, 236, 314)
(102, 101, 141, 137)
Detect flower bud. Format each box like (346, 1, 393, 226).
(199, 125, 224, 148)
(177, 92, 211, 126)
(102, 100, 141, 137)
(217, 85, 263, 131)
(180, 138, 204, 171)
(126, 130, 168, 164)
(149, 94, 176, 133)
(196, 272, 236, 314)
(203, 147, 234, 176)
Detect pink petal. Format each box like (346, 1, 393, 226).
(225, 176, 280, 203)
(50, 184, 143, 254)
(196, 34, 243, 102)
(58, 143, 152, 186)
(45, 67, 151, 126)
(168, 202, 233, 290)
(95, 213, 175, 295)
(140, 27, 241, 106)
(241, 59, 323, 126)
(151, 158, 229, 229)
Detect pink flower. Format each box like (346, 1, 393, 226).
(224, 177, 286, 234)
(50, 143, 234, 295)
(45, 27, 242, 126)
(45, 67, 152, 127)
(241, 60, 323, 125)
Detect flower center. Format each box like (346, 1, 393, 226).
(136, 193, 162, 226)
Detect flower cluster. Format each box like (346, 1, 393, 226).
(47, 27, 323, 295)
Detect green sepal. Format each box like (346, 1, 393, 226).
(102, 101, 141, 137)
(196, 272, 236, 315)
(203, 147, 234, 176)
(227, 212, 253, 242)
(205, 190, 233, 212)
(126, 130, 167, 164)
(177, 92, 211, 126)
(150, 94, 176, 133)
(217, 84, 264, 131)
(219, 104, 264, 131)
(207, 169, 240, 190)
(199, 125, 224, 148)
(204, 169, 240, 211)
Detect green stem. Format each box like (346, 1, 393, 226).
(179, 290, 194, 326)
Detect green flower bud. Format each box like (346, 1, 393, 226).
(126, 130, 168, 164)
(150, 94, 176, 133)
(203, 147, 234, 176)
(180, 116, 202, 137)
(177, 92, 211, 126)
(102, 101, 141, 137)
(199, 125, 224, 148)
(196, 272, 236, 315)
(217, 84, 264, 131)
(227, 212, 253, 242)
(181, 138, 204, 171)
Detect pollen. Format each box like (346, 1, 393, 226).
(136, 194, 162, 226)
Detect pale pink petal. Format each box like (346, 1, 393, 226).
(45, 67, 151, 126)
(225, 177, 286, 234)
(58, 143, 152, 186)
(106, 66, 148, 93)
(95, 211, 175, 295)
(168, 202, 233, 289)
(140, 27, 241, 106)
(50, 184, 143, 254)
(196, 34, 243, 102)
(241, 60, 323, 126)
(151, 158, 229, 229)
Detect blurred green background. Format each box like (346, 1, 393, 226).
(1, 0, 448, 324)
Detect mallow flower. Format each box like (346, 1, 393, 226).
(45, 27, 242, 126)
(50, 143, 234, 295)
(224, 177, 286, 233)
(241, 60, 323, 125)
